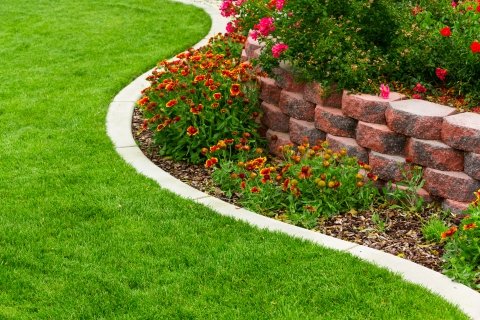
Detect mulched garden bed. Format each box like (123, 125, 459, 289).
(132, 107, 458, 273)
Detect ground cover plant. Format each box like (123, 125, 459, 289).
(222, 0, 480, 111)
(0, 0, 470, 318)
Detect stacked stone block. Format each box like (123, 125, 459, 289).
(245, 46, 480, 212)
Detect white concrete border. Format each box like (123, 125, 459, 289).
(106, 1, 480, 319)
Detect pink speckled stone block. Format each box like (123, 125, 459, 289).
(342, 91, 405, 124)
(423, 168, 480, 202)
(386, 99, 456, 140)
(442, 112, 480, 153)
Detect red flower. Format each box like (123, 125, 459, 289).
(230, 83, 241, 96)
(441, 226, 457, 239)
(213, 92, 222, 100)
(209, 145, 220, 153)
(186, 126, 199, 136)
(412, 93, 423, 99)
(298, 166, 312, 179)
(165, 99, 178, 108)
(440, 26, 451, 37)
(250, 186, 261, 193)
(204, 157, 218, 168)
(194, 75, 205, 83)
(413, 83, 427, 93)
(435, 68, 448, 81)
(190, 104, 203, 114)
(471, 40, 480, 53)
(367, 172, 378, 181)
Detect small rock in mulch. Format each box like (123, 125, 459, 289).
(132, 107, 450, 273)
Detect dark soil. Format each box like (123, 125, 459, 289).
(132, 107, 453, 272)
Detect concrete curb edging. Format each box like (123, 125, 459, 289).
(106, 1, 480, 319)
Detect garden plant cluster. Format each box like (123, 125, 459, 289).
(222, 0, 480, 111)
(136, 1, 480, 291)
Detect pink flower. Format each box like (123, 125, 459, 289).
(451, 1, 458, 8)
(220, 0, 235, 17)
(249, 30, 258, 41)
(380, 84, 390, 99)
(234, 0, 246, 5)
(413, 83, 427, 93)
(436, 67, 448, 81)
(272, 43, 288, 58)
(254, 17, 275, 37)
(226, 22, 236, 33)
(276, 0, 285, 10)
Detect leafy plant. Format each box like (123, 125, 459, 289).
(422, 216, 449, 243)
(137, 33, 264, 163)
(382, 161, 426, 214)
(442, 190, 480, 289)
(371, 212, 387, 233)
(210, 140, 380, 227)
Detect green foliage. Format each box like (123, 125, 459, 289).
(442, 193, 480, 290)
(138, 33, 264, 163)
(211, 141, 379, 227)
(228, 0, 480, 109)
(382, 162, 426, 213)
(422, 216, 449, 243)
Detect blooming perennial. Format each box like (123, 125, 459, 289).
(272, 43, 288, 58)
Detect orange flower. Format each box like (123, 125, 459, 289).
(194, 75, 205, 83)
(240, 181, 246, 189)
(204, 157, 218, 168)
(190, 104, 203, 114)
(186, 126, 199, 136)
(137, 97, 149, 106)
(209, 145, 220, 153)
(165, 99, 178, 108)
(463, 223, 477, 231)
(230, 83, 241, 96)
(441, 226, 458, 239)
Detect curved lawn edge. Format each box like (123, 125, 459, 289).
(106, 1, 480, 319)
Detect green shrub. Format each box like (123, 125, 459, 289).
(224, 0, 480, 109)
(442, 190, 480, 289)
(137, 33, 264, 163)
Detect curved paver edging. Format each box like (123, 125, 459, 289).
(106, 1, 480, 318)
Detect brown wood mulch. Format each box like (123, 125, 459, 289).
(132, 107, 456, 273)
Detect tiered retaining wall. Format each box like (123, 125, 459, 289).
(243, 38, 480, 213)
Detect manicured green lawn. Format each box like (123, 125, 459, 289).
(0, 0, 468, 318)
